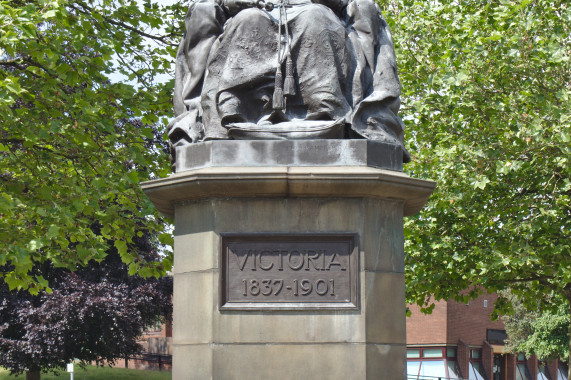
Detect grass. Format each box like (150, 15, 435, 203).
(0, 366, 171, 380)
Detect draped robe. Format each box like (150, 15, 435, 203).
(169, 0, 409, 162)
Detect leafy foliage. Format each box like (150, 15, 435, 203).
(0, 0, 183, 290)
(384, 0, 570, 311)
(503, 292, 569, 362)
(0, 238, 173, 376)
(383, 0, 570, 370)
(1, 2, 177, 374)
(2, 0, 570, 371)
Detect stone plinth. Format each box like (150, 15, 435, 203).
(174, 140, 405, 172)
(142, 141, 435, 380)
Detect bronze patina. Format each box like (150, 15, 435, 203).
(168, 0, 410, 165)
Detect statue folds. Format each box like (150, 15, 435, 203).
(168, 0, 410, 162)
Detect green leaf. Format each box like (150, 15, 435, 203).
(114, 240, 128, 258)
(46, 225, 61, 239)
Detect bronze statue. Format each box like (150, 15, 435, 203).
(168, 0, 409, 162)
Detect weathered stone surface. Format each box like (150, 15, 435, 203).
(363, 272, 406, 344)
(142, 165, 436, 218)
(366, 344, 407, 379)
(362, 199, 405, 273)
(143, 161, 435, 379)
(210, 343, 367, 380)
(172, 271, 215, 344)
(171, 199, 406, 345)
(173, 231, 218, 274)
(172, 343, 406, 380)
(175, 140, 404, 172)
(172, 344, 212, 380)
(167, 195, 411, 378)
(213, 309, 364, 344)
(206, 198, 364, 233)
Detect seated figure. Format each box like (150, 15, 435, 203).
(168, 0, 410, 162)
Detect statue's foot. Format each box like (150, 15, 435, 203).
(257, 110, 289, 126)
(227, 118, 346, 140)
(203, 132, 229, 142)
(168, 112, 204, 144)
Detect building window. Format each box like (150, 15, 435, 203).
(448, 361, 461, 379)
(538, 362, 552, 380)
(144, 319, 163, 334)
(558, 363, 568, 380)
(407, 349, 421, 358)
(469, 362, 486, 380)
(469, 349, 486, 380)
(486, 329, 508, 345)
(516, 354, 532, 380)
(424, 348, 445, 358)
(407, 347, 461, 380)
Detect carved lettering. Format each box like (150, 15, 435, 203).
(235, 249, 349, 272)
(325, 253, 344, 271)
(236, 250, 250, 271)
(221, 234, 359, 310)
(279, 250, 287, 271)
(305, 250, 321, 271)
(259, 250, 273, 270)
(288, 250, 304, 270)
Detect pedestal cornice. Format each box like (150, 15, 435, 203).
(141, 166, 436, 218)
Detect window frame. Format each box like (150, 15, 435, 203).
(557, 363, 568, 380)
(468, 348, 486, 380)
(537, 361, 552, 380)
(515, 354, 532, 380)
(407, 346, 462, 380)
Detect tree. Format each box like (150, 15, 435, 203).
(0, 231, 173, 379)
(381, 0, 570, 373)
(503, 292, 569, 363)
(0, 0, 184, 291)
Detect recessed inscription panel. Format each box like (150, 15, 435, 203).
(220, 234, 359, 310)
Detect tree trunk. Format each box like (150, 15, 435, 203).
(25, 370, 40, 380)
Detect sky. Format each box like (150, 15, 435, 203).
(109, 0, 185, 85)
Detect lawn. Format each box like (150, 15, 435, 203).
(0, 366, 171, 380)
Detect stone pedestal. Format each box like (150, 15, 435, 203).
(142, 140, 435, 380)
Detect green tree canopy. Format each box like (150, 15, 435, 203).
(503, 291, 569, 362)
(2, 0, 570, 369)
(0, 232, 173, 379)
(0, 0, 186, 291)
(391, 0, 570, 312)
(386, 0, 570, 372)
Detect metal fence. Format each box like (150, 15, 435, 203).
(125, 353, 172, 371)
(407, 376, 467, 380)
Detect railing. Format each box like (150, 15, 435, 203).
(407, 375, 467, 380)
(125, 353, 172, 371)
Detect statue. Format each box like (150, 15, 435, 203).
(168, 0, 410, 163)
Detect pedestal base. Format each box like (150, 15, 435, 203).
(172, 197, 406, 380)
(142, 141, 435, 379)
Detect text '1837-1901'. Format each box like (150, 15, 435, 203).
(220, 233, 359, 311)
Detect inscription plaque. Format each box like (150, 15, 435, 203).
(220, 233, 359, 310)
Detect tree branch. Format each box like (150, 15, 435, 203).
(0, 58, 27, 70)
(69, 2, 178, 47)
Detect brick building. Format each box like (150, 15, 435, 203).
(108, 321, 173, 371)
(406, 293, 568, 380)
